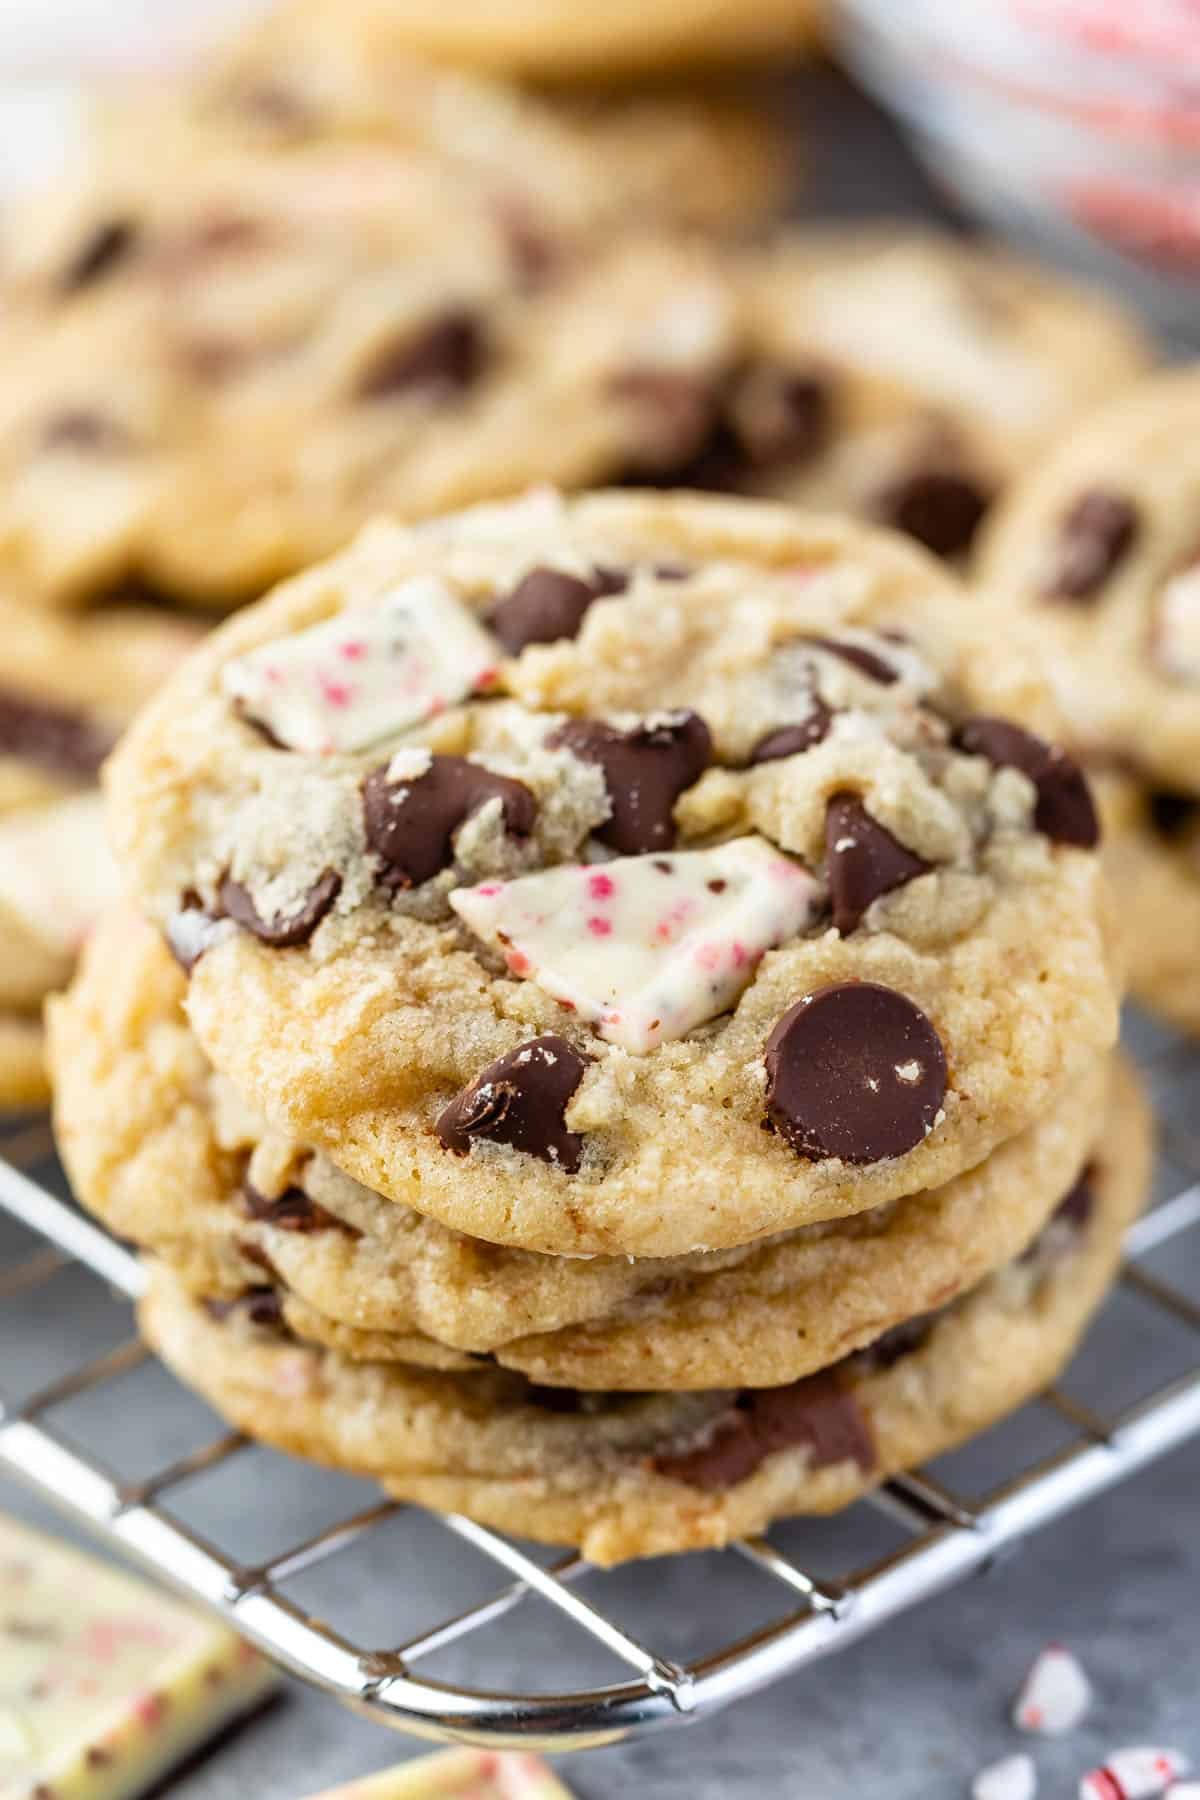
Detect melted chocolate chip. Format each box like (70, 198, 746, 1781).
(242, 1181, 361, 1237)
(825, 793, 930, 934)
(729, 367, 833, 470)
(850, 1312, 937, 1374)
(873, 467, 991, 559)
(609, 369, 725, 482)
(764, 981, 947, 1165)
(0, 685, 112, 779)
(804, 635, 899, 685)
(652, 1373, 875, 1491)
(955, 716, 1099, 848)
(748, 697, 835, 764)
(487, 565, 627, 653)
(358, 311, 486, 401)
(204, 1287, 285, 1331)
(1052, 1165, 1096, 1233)
(436, 1034, 588, 1171)
(1043, 489, 1138, 600)
(219, 869, 342, 947)
(1148, 790, 1199, 840)
(60, 219, 138, 293)
(1020, 1165, 1096, 1266)
(363, 756, 536, 889)
(548, 711, 711, 854)
(40, 411, 130, 454)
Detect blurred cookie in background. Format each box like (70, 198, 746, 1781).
(0, 595, 200, 1105)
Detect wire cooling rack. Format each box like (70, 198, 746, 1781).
(1, 1023, 1199, 1752)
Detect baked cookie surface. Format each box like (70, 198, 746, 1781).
(51, 906, 1111, 1389)
(105, 491, 1120, 1255)
(1094, 771, 1200, 1035)
(136, 1057, 1150, 1564)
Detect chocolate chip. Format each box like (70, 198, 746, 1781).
(363, 755, 536, 889)
(748, 697, 835, 765)
(0, 685, 112, 779)
(850, 1312, 937, 1374)
(955, 716, 1099, 848)
(548, 711, 711, 854)
(242, 1181, 361, 1238)
(1148, 790, 1199, 840)
(609, 369, 726, 482)
(1021, 1164, 1096, 1265)
(803, 635, 899, 685)
(652, 1373, 875, 1491)
(873, 467, 991, 558)
(218, 869, 341, 947)
(60, 219, 138, 293)
(436, 1034, 588, 1171)
(39, 411, 131, 454)
(1042, 489, 1138, 600)
(1052, 1164, 1096, 1233)
(825, 793, 930, 934)
(764, 981, 947, 1165)
(487, 565, 627, 653)
(729, 367, 833, 470)
(204, 1287, 285, 1331)
(358, 311, 486, 401)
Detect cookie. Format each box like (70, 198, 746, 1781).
(0, 597, 201, 1106)
(50, 906, 1111, 1389)
(1091, 771, 1200, 1036)
(225, 0, 822, 82)
(136, 1056, 1150, 1563)
(621, 228, 1152, 562)
(104, 490, 1119, 1257)
(976, 368, 1200, 796)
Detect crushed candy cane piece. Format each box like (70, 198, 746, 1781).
(1080, 1749, 1192, 1800)
(1157, 561, 1200, 682)
(973, 1752, 1037, 1800)
(1014, 1643, 1093, 1736)
(451, 835, 820, 1054)
(0, 792, 120, 957)
(303, 1746, 575, 1798)
(222, 575, 498, 754)
(0, 1510, 276, 1797)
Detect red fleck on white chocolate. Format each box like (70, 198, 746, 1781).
(222, 574, 498, 753)
(1079, 1748, 1191, 1800)
(450, 836, 820, 1053)
(973, 1752, 1037, 1800)
(1014, 1644, 1093, 1736)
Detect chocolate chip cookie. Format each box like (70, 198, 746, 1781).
(135, 1056, 1149, 1563)
(105, 490, 1120, 1255)
(50, 906, 1114, 1390)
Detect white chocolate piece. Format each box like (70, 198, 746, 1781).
(451, 835, 820, 1054)
(1013, 1643, 1092, 1736)
(0, 1512, 276, 1798)
(304, 1747, 575, 1799)
(1079, 1748, 1191, 1800)
(1156, 564, 1200, 683)
(973, 1753, 1037, 1800)
(222, 576, 499, 754)
(0, 793, 120, 957)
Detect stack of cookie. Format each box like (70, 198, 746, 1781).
(50, 490, 1148, 1562)
(975, 367, 1200, 1037)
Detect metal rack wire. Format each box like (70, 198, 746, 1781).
(1, 1029, 1199, 1751)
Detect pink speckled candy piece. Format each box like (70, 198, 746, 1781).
(221, 574, 499, 754)
(1014, 1643, 1093, 1736)
(1079, 1749, 1191, 1800)
(450, 836, 820, 1053)
(304, 1747, 576, 1799)
(0, 1511, 276, 1799)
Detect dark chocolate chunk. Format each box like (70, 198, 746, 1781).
(1042, 489, 1138, 601)
(825, 792, 930, 934)
(803, 635, 899, 685)
(653, 1372, 875, 1491)
(748, 696, 835, 764)
(764, 981, 947, 1165)
(729, 367, 833, 470)
(358, 310, 486, 401)
(955, 715, 1099, 848)
(873, 467, 991, 559)
(436, 1034, 588, 1171)
(242, 1181, 361, 1237)
(487, 564, 626, 653)
(1148, 789, 1199, 840)
(218, 869, 341, 947)
(60, 219, 138, 293)
(39, 411, 131, 454)
(363, 755, 536, 889)
(0, 685, 112, 779)
(548, 710, 711, 854)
